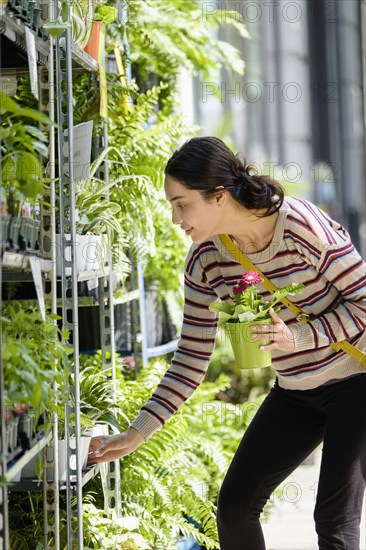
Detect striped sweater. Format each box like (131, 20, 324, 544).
(130, 197, 366, 441)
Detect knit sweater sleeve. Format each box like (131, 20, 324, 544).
(289, 201, 366, 353)
(129, 247, 219, 441)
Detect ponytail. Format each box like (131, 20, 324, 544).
(228, 160, 284, 217)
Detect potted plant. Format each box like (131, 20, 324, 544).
(0, 93, 51, 251)
(43, 0, 95, 47)
(209, 271, 304, 369)
(83, 1, 117, 61)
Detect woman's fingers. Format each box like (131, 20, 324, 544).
(251, 309, 295, 352)
(267, 307, 283, 324)
(87, 428, 145, 465)
(88, 447, 131, 465)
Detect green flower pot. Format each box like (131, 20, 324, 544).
(225, 318, 272, 369)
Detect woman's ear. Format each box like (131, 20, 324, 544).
(215, 189, 226, 206)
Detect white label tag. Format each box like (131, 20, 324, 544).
(29, 256, 46, 320)
(25, 27, 39, 100)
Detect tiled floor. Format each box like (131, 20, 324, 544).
(262, 449, 366, 550)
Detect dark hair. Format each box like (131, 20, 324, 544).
(165, 136, 284, 217)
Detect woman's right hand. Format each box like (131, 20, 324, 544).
(87, 427, 145, 465)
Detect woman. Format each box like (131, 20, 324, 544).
(88, 137, 366, 550)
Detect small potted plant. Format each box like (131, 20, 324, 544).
(83, 1, 117, 61)
(0, 93, 51, 252)
(209, 271, 304, 369)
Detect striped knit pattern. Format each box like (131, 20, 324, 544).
(131, 197, 366, 440)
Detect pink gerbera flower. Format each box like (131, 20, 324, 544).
(241, 271, 263, 286)
(232, 271, 262, 294)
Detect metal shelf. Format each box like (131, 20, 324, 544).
(77, 265, 110, 282)
(113, 289, 140, 305)
(1, 251, 52, 272)
(5, 432, 52, 482)
(61, 464, 100, 488)
(0, 10, 49, 67)
(71, 43, 98, 72)
(147, 339, 179, 358)
(8, 465, 100, 492)
(1, 2, 125, 546)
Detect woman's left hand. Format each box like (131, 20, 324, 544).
(251, 308, 296, 352)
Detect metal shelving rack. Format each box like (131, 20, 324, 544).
(0, 1, 178, 547)
(0, 3, 53, 547)
(55, 2, 122, 545)
(0, 1, 121, 548)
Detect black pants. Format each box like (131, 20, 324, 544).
(217, 374, 366, 550)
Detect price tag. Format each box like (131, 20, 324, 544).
(29, 256, 46, 321)
(25, 27, 39, 101)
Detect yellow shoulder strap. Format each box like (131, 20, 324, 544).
(219, 234, 366, 368)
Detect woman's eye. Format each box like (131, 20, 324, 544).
(177, 204, 186, 210)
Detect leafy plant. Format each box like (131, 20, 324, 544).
(105, 81, 196, 270)
(0, 93, 52, 216)
(8, 491, 46, 549)
(112, 0, 249, 88)
(55, 352, 122, 438)
(94, 2, 117, 25)
(71, 0, 250, 288)
(43, 0, 95, 45)
(80, 358, 268, 549)
(210, 271, 304, 323)
(1, 303, 69, 426)
(75, 148, 125, 243)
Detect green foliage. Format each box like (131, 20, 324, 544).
(114, 0, 249, 86)
(6, 354, 271, 548)
(78, 353, 122, 432)
(71, 0, 249, 289)
(2, 303, 69, 424)
(94, 4, 117, 24)
(0, 93, 52, 214)
(8, 491, 46, 548)
(55, 352, 122, 437)
(80, 358, 267, 549)
(142, 197, 190, 294)
(210, 278, 304, 324)
(105, 79, 197, 281)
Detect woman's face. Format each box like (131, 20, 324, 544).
(164, 175, 224, 243)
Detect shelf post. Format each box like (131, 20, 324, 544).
(55, 0, 83, 546)
(96, 120, 121, 517)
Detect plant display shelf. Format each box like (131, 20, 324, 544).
(0, 8, 49, 67)
(75, 264, 110, 283)
(63, 464, 100, 488)
(8, 464, 101, 493)
(1, 251, 52, 273)
(5, 431, 52, 483)
(0, 8, 98, 73)
(71, 43, 98, 72)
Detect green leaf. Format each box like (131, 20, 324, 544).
(0, 93, 52, 124)
(94, 5, 117, 24)
(13, 151, 43, 198)
(209, 301, 233, 315)
(23, 125, 48, 143)
(0, 93, 19, 114)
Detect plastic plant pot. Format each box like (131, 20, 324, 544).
(225, 318, 272, 369)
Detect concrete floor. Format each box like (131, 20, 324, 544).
(262, 449, 366, 550)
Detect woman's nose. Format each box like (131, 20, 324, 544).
(172, 208, 183, 225)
